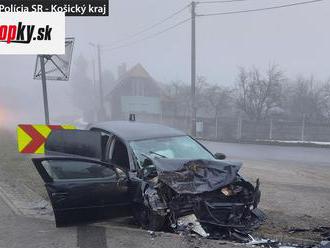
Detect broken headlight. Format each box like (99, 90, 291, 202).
(221, 185, 243, 196)
(221, 187, 233, 196)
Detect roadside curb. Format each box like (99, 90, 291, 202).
(0, 183, 23, 216)
(93, 222, 246, 248)
(0, 181, 53, 220)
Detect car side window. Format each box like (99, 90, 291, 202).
(90, 128, 114, 161)
(107, 138, 116, 161)
(42, 160, 117, 181)
(108, 138, 130, 171)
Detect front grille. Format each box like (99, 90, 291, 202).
(195, 199, 251, 227)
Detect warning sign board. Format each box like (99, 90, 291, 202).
(17, 124, 76, 154)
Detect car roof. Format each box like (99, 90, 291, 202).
(89, 121, 187, 141)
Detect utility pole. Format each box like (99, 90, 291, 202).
(91, 59, 97, 122)
(39, 55, 50, 124)
(191, 1, 197, 137)
(97, 44, 106, 121)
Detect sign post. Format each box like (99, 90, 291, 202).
(33, 38, 75, 124)
(39, 55, 50, 124)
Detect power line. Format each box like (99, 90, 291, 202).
(197, 0, 251, 4)
(102, 4, 190, 48)
(103, 18, 191, 51)
(198, 0, 325, 16)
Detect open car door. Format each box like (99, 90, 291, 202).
(45, 129, 104, 159)
(32, 156, 131, 227)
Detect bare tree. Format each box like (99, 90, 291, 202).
(205, 84, 233, 119)
(286, 76, 323, 121)
(236, 65, 284, 120)
(164, 80, 191, 118)
(165, 76, 210, 118)
(195, 76, 210, 117)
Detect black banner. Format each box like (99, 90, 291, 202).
(0, 0, 109, 16)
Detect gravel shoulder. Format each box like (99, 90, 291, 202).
(223, 158, 330, 241)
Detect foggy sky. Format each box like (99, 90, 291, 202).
(0, 0, 329, 126)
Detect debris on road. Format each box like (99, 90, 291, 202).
(288, 226, 330, 241)
(140, 158, 265, 240)
(320, 241, 330, 248)
(177, 214, 209, 237)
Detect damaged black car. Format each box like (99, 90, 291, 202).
(32, 121, 264, 238)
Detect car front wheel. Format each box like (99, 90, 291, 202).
(132, 204, 166, 231)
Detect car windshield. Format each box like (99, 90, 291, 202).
(130, 136, 214, 167)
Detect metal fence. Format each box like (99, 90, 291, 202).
(197, 118, 330, 142)
(120, 113, 330, 142)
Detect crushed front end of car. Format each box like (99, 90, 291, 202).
(139, 158, 265, 241)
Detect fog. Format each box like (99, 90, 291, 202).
(0, 0, 330, 128)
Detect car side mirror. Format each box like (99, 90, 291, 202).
(214, 153, 226, 160)
(142, 157, 153, 167)
(115, 167, 127, 179)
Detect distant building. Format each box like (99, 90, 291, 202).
(105, 63, 163, 120)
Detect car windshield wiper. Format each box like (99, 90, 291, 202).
(148, 151, 167, 158)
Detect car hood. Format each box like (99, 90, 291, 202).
(152, 158, 242, 194)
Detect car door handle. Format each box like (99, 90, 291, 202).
(51, 192, 68, 197)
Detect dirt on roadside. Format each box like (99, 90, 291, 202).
(239, 158, 330, 242)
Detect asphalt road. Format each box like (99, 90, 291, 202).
(202, 141, 330, 166)
(0, 194, 237, 248)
